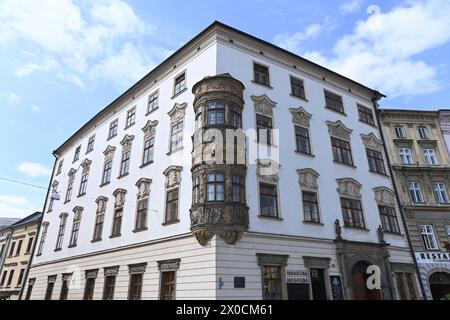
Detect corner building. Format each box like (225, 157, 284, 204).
(27, 22, 419, 300)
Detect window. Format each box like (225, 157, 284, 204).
(366, 148, 386, 174)
(103, 275, 116, 300)
(324, 90, 344, 113)
(126, 107, 136, 128)
(358, 105, 375, 126)
(101, 160, 112, 185)
(256, 114, 273, 145)
(259, 183, 279, 218)
(135, 198, 148, 231)
(395, 272, 417, 300)
(86, 135, 95, 153)
(37, 223, 48, 255)
(408, 182, 424, 203)
(418, 127, 428, 139)
(423, 148, 438, 165)
(302, 191, 320, 223)
(73, 146, 81, 162)
(207, 101, 225, 125)
(142, 137, 154, 165)
(119, 150, 130, 176)
(399, 148, 413, 164)
(340, 197, 365, 229)
(195, 107, 202, 130)
(206, 173, 225, 201)
(148, 91, 158, 113)
(78, 173, 88, 195)
(378, 206, 400, 234)
(160, 271, 176, 300)
(44, 280, 54, 300)
(192, 176, 200, 205)
(290, 76, 305, 99)
(394, 126, 405, 138)
(230, 104, 242, 128)
(295, 126, 311, 154)
(17, 269, 25, 287)
(232, 175, 245, 203)
(165, 188, 179, 223)
(6, 270, 15, 286)
(55, 215, 67, 250)
(25, 237, 34, 253)
(0, 271, 7, 287)
(8, 242, 16, 257)
(433, 182, 449, 203)
(170, 121, 183, 152)
(69, 212, 81, 247)
(83, 277, 96, 300)
(128, 274, 143, 300)
(65, 181, 73, 202)
(174, 72, 186, 95)
(60, 278, 69, 300)
(262, 265, 283, 300)
(109, 119, 118, 139)
(93, 212, 104, 241)
(111, 209, 123, 237)
(56, 160, 63, 175)
(15, 239, 23, 256)
(25, 279, 35, 300)
(419, 225, 438, 250)
(253, 63, 270, 86)
(331, 137, 354, 166)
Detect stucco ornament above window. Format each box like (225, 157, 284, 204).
(135, 178, 152, 199)
(326, 120, 353, 141)
(141, 120, 158, 139)
(361, 133, 384, 152)
(336, 178, 362, 199)
(80, 158, 92, 174)
(297, 168, 320, 191)
(163, 165, 183, 188)
(251, 94, 277, 117)
(120, 134, 135, 152)
(167, 102, 187, 124)
(289, 106, 312, 127)
(95, 196, 108, 213)
(112, 188, 127, 208)
(103, 145, 116, 161)
(373, 186, 396, 207)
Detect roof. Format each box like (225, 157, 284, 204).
(54, 21, 384, 155)
(0, 218, 20, 228)
(10, 211, 42, 228)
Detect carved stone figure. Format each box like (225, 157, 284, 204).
(335, 219, 342, 239)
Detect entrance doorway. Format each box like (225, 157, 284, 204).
(351, 261, 382, 300)
(429, 272, 450, 300)
(310, 268, 327, 300)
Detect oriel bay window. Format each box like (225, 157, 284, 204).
(206, 173, 225, 201)
(259, 183, 279, 218)
(230, 104, 242, 128)
(340, 197, 365, 229)
(378, 205, 400, 234)
(232, 175, 245, 203)
(192, 176, 200, 204)
(207, 101, 225, 125)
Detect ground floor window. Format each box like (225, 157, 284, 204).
(395, 272, 417, 300)
(128, 274, 143, 300)
(160, 271, 176, 300)
(262, 265, 283, 300)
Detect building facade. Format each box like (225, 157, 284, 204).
(439, 110, 450, 157)
(381, 109, 450, 300)
(26, 22, 418, 300)
(0, 212, 41, 300)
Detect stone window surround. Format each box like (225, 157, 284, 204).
(162, 166, 183, 225)
(172, 69, 187, 98)
(251, 94, 277, 146)
(297, 168, 322, 224)
(252, 60, 272, 88)
(147, 89, 159, 115)
(290, 106, 314, 156)
(256, 159, 282, 220)
(140, 120, 158, 167)
(289, 75, 308, 101)
(134, 178, 152, 232)
(303, 256, 332, 300)
(336, 178, 368, 230)
(256, 253, 289, 300)
(167, 102, 187, 155)
(157, 259, 180, 300)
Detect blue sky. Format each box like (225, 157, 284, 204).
(1, 0, 449, 218)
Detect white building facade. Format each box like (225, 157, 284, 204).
(26, 22, 418, 300)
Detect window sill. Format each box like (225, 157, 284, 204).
(36, 253, 41, 257)
(117, 173, 129, 180)
(384, 231, 403, 237)
(166, 147, 183, 156)
(290, 94, 308, 102)
(109, 234, 121, 239)
(72, 159, 79, 164)
(24, 252, 30, 255)
(258, 215, 283, 221)
(303, 221, 323, 226)
(64, 200, 71, 204)
(333, 160, 357, 169)
(251, 80, 273, 89)
(162, 219, 180, 226)
(99, 181, 110, 188)
(368, 170, 389, 178)
(133, 227, 148, 233)
(343, 226, 369, 232)
(77, 193, 86, 198)
(14, 254, 20, 257)
(254, 140, 278, 148)
(107, 134, 117, 141)
(68, 244, 77, 248)
(85, 149, 93, 155)
(324, 106, 346, 116)
(295, 150, 315, 157)
(358, 119, 377, 128)
(54, 248, 62, 252)
(146, 106, 159, 116)
(91, 238, 102, 243)
(171, 87, 187, 99)
(124, 123, 135, 130)
(139, 161, 154, 169)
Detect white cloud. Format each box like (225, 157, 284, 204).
(18, 162, 52, 177)
(31, 105, 40, 112)
(0, 91, 22, 105)
(0, 0, 163, 89)
(340, 0, 362, 15)
(287, 1, 450, 97)
(0, 195, 27, 206)
(274, 24, 322, 52)
(0, 195, 41, 218)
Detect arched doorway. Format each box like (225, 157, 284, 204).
(429, 271, 450, 300)
(351, 261, 382, 300)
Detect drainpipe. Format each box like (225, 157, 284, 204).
(18, 150, 59, 300)
(372, 96, 427, 300)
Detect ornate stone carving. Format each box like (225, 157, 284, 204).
(361, 133, 384, 152)
(377, 225, 385, 243)
(163, 166, 183, 188)
(128, 263, 147, 274)
(336, 178, 362, 199)
(80, 158, 92, 174)
(42, 221, 49, 228)
(256, 253, 289, 266)
(141, 119, 158, 139)
(67, 168, 77, 181)
(85, 269, 98, 279)
(373, 187, 396, 206)
(95, 196, 108, 213)
(120, 134, 135, 152)
(251, 94, 277, 117)
(297, 168, 319, 191)
(158, 259, 181, 271)
(167, 102, 187, 124)
(104, 266, 119, 276)
(289, 106, 312, 128)
(73, 206, 83, 219)
(51, 180, 59, 192)
(192, 73, 245, 99)
(103, 145, 116, 161)
(112, 188, 127, 208)
(59, 212, 68, 220)
(335, 219, 342, 239)
(194, 230, 215, 246)
(136, 178, 152, 199)
(256, 159, 280, 182)
(326, 120, 353, 141)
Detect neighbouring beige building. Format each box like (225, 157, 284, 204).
(381, 109, 450, 300)
(0, 212, 42, 300)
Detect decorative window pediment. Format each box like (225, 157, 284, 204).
(336, 178, 362, 199)
(256, 159, 281, 183)
(67, 168, 77, 181)
(120, 134, 135, 152)
(289, 107, 312, 128)
(73, 206, 83, 219)
(95, 196, 108, 213)
(361, 133, 383, 152)
(326, 120, 353, 141)
(59, 212, 68, 219)
(297, 168, 320, 191)
(103, 145, 116, 161)
(136, 178, 152, 199)
(80, 158, 92, 174)
(51, 180, 59, 192)
(141, 120, 158, 139)
(251, 94, 277, 117)
(42, 221, 49, 228)
(158, 259, 181, 271)
(163, 166, 183, 188)
(112, 188, 127, 208)
(373, 187, 396, 207)
(128, 263, 147, 274)
(167, 102, 187, 124)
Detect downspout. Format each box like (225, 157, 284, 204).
(18, 150, 59, 300)
(372, 95, 427, 300)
